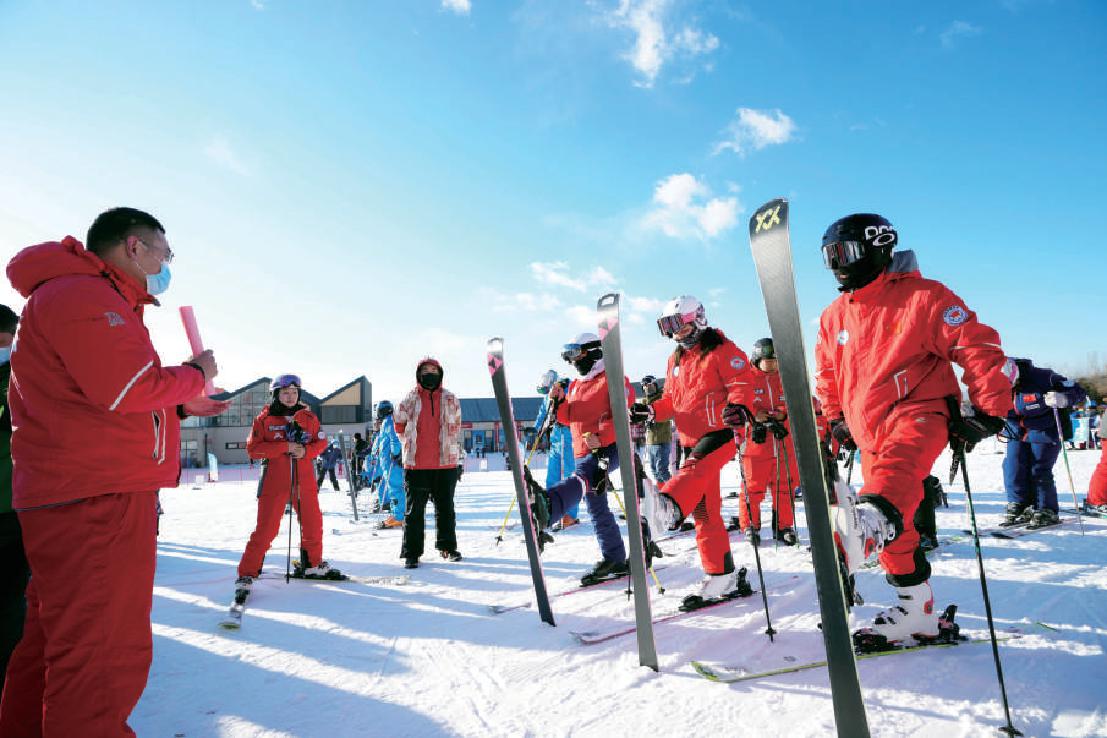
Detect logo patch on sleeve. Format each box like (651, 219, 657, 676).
(942, 305, 968, 327)
(104, 311, 125, 327)
(730, 357, 746, 370)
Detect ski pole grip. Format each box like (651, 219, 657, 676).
(179, 305, 216, 395)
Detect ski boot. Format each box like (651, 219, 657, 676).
(726, 515, 741, 532)
(744, 527, 761, 547)
(404, 558, 419, 569)
(680, 567, 753, 612)
(439, 550, 463, 562)
(831, 480, 898, 575)
(233, 575, 253, 605)
(1027, 508, 1060, 529)
(580, 558, 630, 587)
(294, 560, 348, 580)
(774, 527, 798, 546)
(641, 478, 682, 539)
(852, 582, 947, 652)
(523, 466, 551, 544)
(1001, 502, 1032, 527)
(377, 515, 403, 530)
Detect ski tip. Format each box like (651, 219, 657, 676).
(596, 292, 619, 310)
(219, 620, 241, 631)
(749, 198, 788, 238)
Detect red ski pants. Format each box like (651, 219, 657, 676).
(238, 475, 323, 577)
(1088, 443, 1107, 506)
(661, 442, 735, 575)
(0, 492, 158, 738)
(860, 410, 948, 578)
(738, 450, 798, 530)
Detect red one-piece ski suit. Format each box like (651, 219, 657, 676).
(815, 252, 1013, 584)
(237, 405, 328, 577)
(650, 330, 755, 575)
(738, 365, 799, 531)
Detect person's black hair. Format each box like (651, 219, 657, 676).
(671, 327, 723, 364)
(0, 304, 17, 334)
(86, 207, 165, 256)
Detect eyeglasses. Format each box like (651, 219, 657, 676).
(821, 241, 867, 270)
(136, 238, 174, 264)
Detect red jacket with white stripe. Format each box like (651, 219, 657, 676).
(6, 237, 206, 509)
(247, 405, 327, 496)
(814, 251, 1013, 452)
(744, 365, 794, 460)
(556, 362, 635, 459)
(650, 329, 755, 448)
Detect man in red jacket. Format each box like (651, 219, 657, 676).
(2, 208, 228, 737)
(737, 338, 800, 545)
(816, 213, 1012, 645)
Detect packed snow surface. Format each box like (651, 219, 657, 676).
(136, 448, 1107, 737)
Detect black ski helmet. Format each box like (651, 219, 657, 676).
(376, 400, 393, 419)
(751, 338, 775, 368)
(821, 213, 898, 291)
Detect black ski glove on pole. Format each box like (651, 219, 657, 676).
(629, 401, 654, 425)
(829, 417, 856, 451)
(948, 410, 1006, 453)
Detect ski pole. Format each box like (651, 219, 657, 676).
(735, 433, 776, 642)
(285, 455, 296, 584)
(947, 400, 1022, 737)
(1051, 407, 1085, 536)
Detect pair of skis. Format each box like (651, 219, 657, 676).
(486, 292, 660, 669)
(219, 573, 411, 630)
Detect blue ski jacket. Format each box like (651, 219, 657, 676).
(371, 415, 405, 493)
(534, 393, 573, 463)
(1005, 362, 1086, 443)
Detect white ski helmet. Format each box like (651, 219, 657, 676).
(657, 295, 707, 348)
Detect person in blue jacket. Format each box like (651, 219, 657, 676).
(535, 370, 579, 530)
(316, 441, 342, 491)
(372, 401, 406, 529)
(1002, 357, 1087, 527)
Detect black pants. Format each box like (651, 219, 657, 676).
(316, 467, 339, 491)
(401, 468, 457, 560)
(0, 512, 29, 692)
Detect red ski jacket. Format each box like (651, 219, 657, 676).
(556, 363, 634, 459)
(815, 251, 1013, 451)
(247, 405, 327, 497)
(745, 366, 794, 461)
(650, 329, 755, 448)
(6, 237, 206, 509)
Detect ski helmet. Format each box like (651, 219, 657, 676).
(376, 400, 393, 419)
(269, 374, 302, 409)
(561, 332, 602, 376)
(751, 338, 775, 368)
(537, 369, 559, 395)
(821, 213, 898, 291)
(657, 295, 707, 348)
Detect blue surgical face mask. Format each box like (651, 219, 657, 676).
(0, 346, 10, 365)
(146, 262, 172, 296)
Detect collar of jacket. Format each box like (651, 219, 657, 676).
(846, 249, 920, 302)
(7, 236, 157, 310)
(579, 358, 605, 382)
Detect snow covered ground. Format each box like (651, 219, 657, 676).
(135, 448, 1107, 738)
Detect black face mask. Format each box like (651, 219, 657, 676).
(572, 355, 597, 376)
(419, 372, 442, 391)
(834, 248, 892, 291)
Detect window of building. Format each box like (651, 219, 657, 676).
(225, 442, 247, 450)
(322, 405, 357, 424)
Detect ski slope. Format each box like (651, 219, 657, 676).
(135, 448, 1107, 737)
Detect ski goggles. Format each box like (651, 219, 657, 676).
(656, 313, 696, 338)
(821, 240, 868, 270)
(272, 374, 302, 390)
(561, 343, 588, 362)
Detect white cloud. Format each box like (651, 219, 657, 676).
(641, 173, 741, 240)
(250, 0, 265, 9)
(203, 136, 250, 176)
(567, 305, 599, 328)
(606, 0, 719, 88)
(714, 108, 797, 156)
(530, 261, 585, 291)
(489, 291, 563, 313)
(940, 20, 982, 48)
(442, 0, 471, 15)
(587, 266, 618, 287)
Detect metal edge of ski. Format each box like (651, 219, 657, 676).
(747, 197, 870, 737)
(990, 517, 1076, 539)
(691, 633, 1021, 684)
(570, 586, 759, 646)
(487, 337, 556, 627)
(596, 292, 659, 671)
(488, 564, 674, 615)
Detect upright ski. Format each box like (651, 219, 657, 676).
(596, 293, 658, 671)
(337, 432, 359, 522)
(487, 338, 556, 626)
(748, 199, 870, 736)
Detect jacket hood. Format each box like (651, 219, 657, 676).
(7, 236, 151, 306)
(416, 357, 443, 381)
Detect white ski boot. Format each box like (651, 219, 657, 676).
(832, 479, 896, 575)
(642, 476, 681, 539)
(854, 582, 939, 647)
(680, 567, 752, 612)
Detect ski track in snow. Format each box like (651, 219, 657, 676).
(134, 450, 1107, 737)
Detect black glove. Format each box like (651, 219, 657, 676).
(628, 402, 654, 424)
(721, 403, 753, 428)
(829, 417, 856, 451)
(456, 464, 464, 482)
(949, 409, 1005, 452)
(391, 454, 402, 467)
(765, 418, 789, 440)
(749, 422, 768, 444)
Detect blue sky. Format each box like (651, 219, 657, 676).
(2, 1, 1104, 407)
